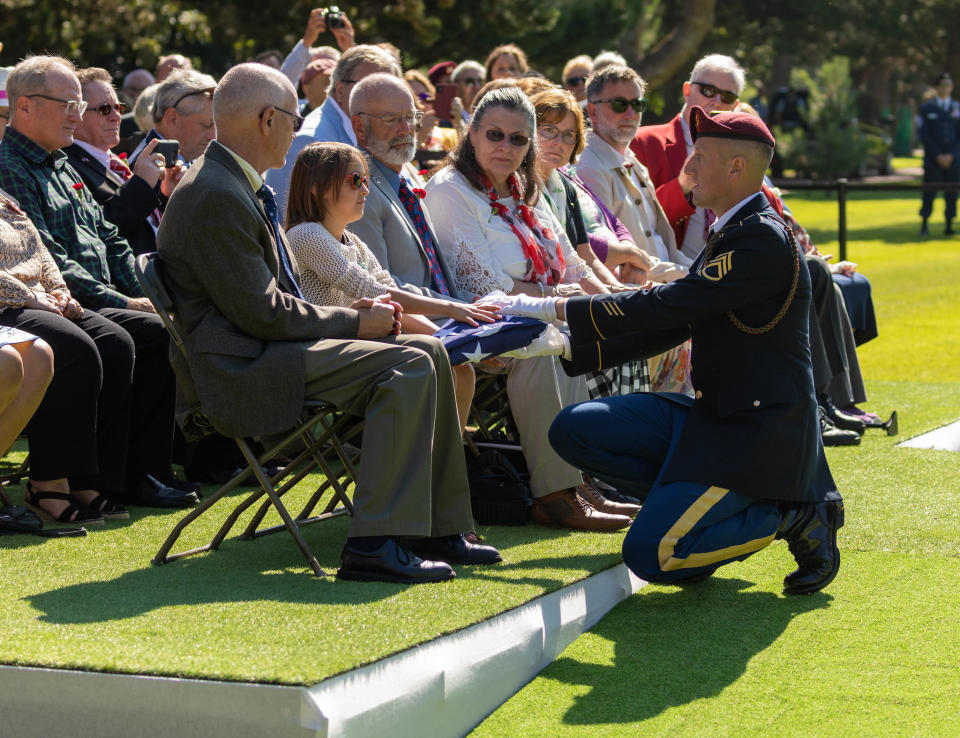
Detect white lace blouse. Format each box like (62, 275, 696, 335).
(286, 221, 397, 308)
(423, 167, 592, 299)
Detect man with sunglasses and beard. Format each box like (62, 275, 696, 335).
(578, 65, 690, 285)
(631, 53, 745, 262)
(65, 68, 186, 256)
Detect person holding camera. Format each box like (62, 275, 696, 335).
(279, 7, 355, 90)
(65, 67, 185, 256)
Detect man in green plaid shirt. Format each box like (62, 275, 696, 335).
(0, 55, 198, 508)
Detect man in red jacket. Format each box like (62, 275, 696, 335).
(631, 54, 745, 261)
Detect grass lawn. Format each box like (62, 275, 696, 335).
(0, 477, 626, 684)
(473, 193, 960, 736)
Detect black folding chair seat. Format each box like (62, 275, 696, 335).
(136, 253, 358, 576)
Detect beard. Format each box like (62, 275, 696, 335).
(366, 132, 416, 167)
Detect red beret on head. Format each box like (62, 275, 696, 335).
(688, 105, 776, 149)
(428, 61, 456, 85)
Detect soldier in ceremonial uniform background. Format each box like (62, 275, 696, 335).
(492, 108, 844, 595)
(918, 72, 960, 236)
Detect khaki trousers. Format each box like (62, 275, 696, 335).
(502, 356, 587, 498)
(302, 333, 473, 537)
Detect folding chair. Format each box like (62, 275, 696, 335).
(136, 253, 358, 577)
(465, 370, 522, 456)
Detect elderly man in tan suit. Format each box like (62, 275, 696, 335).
(577, 64, 690, 284)
(157, 63, 500, 584)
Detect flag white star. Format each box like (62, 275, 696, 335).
(460, 342, 490, 363)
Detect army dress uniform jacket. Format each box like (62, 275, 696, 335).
(560, 193, 837, 503)
(918, 97, 960, 163)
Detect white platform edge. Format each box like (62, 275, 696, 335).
(897, 419, 960, 451)
(0, 563, 645, 738)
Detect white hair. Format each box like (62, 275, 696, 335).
(452, 60, 484, 83)
(689, 54, 746, 94)
(349, 72, 411, 115)
(592, 50, 628, 72)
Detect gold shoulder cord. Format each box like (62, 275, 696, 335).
(703, 214, 800, 336)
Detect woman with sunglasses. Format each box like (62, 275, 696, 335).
(425, 87, 638, 530)
(285, 142, 500, 430)
(64, 67, 184, 256)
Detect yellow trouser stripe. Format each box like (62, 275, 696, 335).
(657, 486, 776, 571)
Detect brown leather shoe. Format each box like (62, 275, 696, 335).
(576, 483, 641, 518)
(531, 489, 632, 532)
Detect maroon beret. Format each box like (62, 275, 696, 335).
(688, 105, 776, 149)
(428, 61, 456, 85)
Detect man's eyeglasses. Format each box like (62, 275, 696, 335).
(538, 125, 577, 146)
(482, 128, 530, 147)
(356, 111, 424, 127)
(26, 94, 88, 116)
(589, 97, 647, 114)
(344, 172, 370, 190)
(88, 102, 129, 117)
(260, 106, 305, 132)
(691, 81, 739, 105)
(565, 76, 588, 87)
(171, 87, 214, 110)
(458, 77, 482, 87)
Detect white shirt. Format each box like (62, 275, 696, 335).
(73, 139, 111, 171)
(332, 98, 358, 146)
(710, 191, 764, 234)
(424, 166, 591, 298)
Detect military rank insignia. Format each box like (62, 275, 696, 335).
(699, 251, 733, 281)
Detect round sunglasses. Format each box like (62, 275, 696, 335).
(88, 102, 129, 117)
(589, 96, 648, 114)
(481, 128, 530, 147)
(344, 172, 370, 190)
(691, 81, 739, 105)
(565, 76, 588, 87)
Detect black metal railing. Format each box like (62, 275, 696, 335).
(775, 179, 960, 261)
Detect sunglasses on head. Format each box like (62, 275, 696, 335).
(344, 172, 369, 190)
(590, 96, 648, 114)
(89, 101, 129, 117)
(565, 76, 588, 87)
(691, 81, 739, 105)
(171, 87, 214, 109)
(482, 128, 530, 147)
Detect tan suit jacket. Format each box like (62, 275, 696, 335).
(157, 141, 359, 438)
(577, 132, 689, 282)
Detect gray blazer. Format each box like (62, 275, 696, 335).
(350, 153, 459, 300)
(156, 141, 359, 438)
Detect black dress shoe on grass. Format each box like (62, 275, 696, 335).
(133, 475, 199, 508)
(157, 474, 202, 494)
(819, 408, 861, 447)
(337, 538, 456, 583)
(407, 533, 502, 565)
(819, 396, 866, 434)
(776, 499, 844, 595)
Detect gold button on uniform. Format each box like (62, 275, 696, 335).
(695, 390, 703, 399)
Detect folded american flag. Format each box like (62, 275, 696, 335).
(434, 316, 547, 365)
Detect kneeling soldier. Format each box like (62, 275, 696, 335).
(496, 107, 843, 595)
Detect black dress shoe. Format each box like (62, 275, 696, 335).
(407, 533, 502, 565)
(819, 408, 861, 447)
(776, 499, 844, 595)
(337, 538, 456, 583)
(133, 475, 199, 508)
(156, 474, 202, 494)
(819, 395, 866, 434)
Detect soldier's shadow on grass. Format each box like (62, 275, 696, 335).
(542, 577, 832, 725)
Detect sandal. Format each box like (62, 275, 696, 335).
(24, 483, 103, 526)
(82, 493, 129, 520)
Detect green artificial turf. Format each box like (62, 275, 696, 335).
(474, 195, 960, 735)
(0, 484, 624, 684)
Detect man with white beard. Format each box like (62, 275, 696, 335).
(349, 74, 457, 299)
